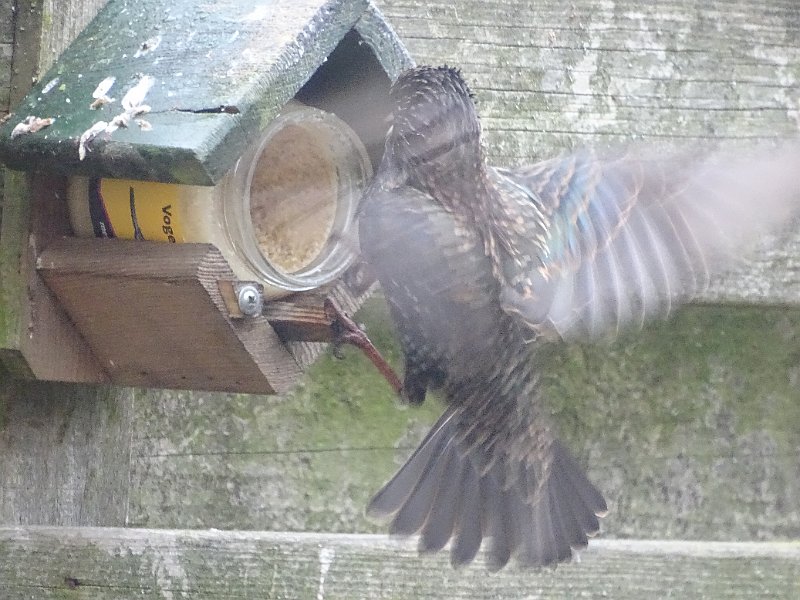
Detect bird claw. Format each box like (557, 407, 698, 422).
(331, 332, 367, 360)
(331, 344, 346, 360)
(324, 298, 403, 394)
(324, 298, 366, 356)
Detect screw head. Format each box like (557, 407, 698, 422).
(236, 283, 263, 317)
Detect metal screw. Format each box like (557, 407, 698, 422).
(236, 283, 263, 317)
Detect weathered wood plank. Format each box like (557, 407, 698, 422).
(0, 9, 10, 116)
(377, 0, 800, 307)
(5, 295, 800, 544)
(123, 302, 442, 532)
(37, 238, 304, 393)
(0, 170, 107, 381)
(0, 527, 798, 599)
(0, 0, 13, 44)
(704, 225, 800, 305)
(6, 0, 46, 111)
(7, 0, 111, 109)
(380, 0, 800, 156)
(1, 0, 112, 373)
(0, 0, 131, 532)
(37, 0, 112, 81)
(0, 383, 134, 527)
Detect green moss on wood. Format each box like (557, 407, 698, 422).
(0, 170, 30, 355)
(0, 366, 6, 429)
(0, 0, 379, 184)
(539, 304, 800, 540)
(126, 296, 441, 532)
(122, 295, 800, 541)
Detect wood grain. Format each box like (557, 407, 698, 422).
(380, 0, 800, 159)
(0, 171, 108, 381)
(0, 383, 133, 527)
(38, 238, 303, 393)
(0, 0, 12, 115)
(0, 527, 798, 599)
(0, 0, 130, 536)
(378, 0, 800, 306)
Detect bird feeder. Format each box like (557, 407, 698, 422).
(0, 0, 412, 393)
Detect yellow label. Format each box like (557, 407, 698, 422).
(96, 179, 186, 242)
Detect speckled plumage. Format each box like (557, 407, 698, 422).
(358, 65, 800, 569)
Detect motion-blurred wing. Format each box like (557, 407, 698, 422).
(495, 144, 800, 340)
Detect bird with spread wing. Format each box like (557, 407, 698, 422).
(356, 65, 800, 569)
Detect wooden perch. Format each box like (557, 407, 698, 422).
(263, 293, 337, 343)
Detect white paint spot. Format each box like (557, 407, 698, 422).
(121, 75, 155, 111)
(78, 121, 109, 160)
(317, 546, 335, 600)
(152, 543, 191, 600)
(134, 34, 162, 58)
(92, 76, 117, 99)
(90, 76, 117, 109)
(41, 77, 60, 94)
(10, 115, 55, 138)
(571, 52, 597, 96)
(237, 6, 270, 22)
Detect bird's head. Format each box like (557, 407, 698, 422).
(383, 66, 484, 189)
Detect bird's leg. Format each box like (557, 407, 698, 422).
(324, 298, 403, 394)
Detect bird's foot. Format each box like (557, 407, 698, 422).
(324, 298, 403, 394)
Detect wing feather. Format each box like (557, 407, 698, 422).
(496, 143, 800, 340)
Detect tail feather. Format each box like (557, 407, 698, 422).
(548, 485, 577, 562)
(419, 449, 463, 552)
(529, 485, 558, 566)
(368, 409, 607, 568)
(551, 466, 590, 549)
(483, 469, 514, 570)
(390, 439, 455, 535)
(535, 477, 580, 564)
(450, 460, 483, 565)
(367, 414, 454, 518)
(553, 439, 609, 522)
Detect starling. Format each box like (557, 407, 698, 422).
(357, 65, 800, 569)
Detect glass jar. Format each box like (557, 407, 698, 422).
(67, 103, 372, 297)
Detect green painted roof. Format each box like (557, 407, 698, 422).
(0, 0, 406, 184)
